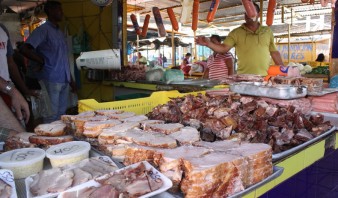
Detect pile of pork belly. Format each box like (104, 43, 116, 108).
(61, 110, 272, 197)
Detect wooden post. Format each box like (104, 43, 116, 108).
(194, 31, 197, 60)
(172, 29, 175, 67)
(288, 24, 291, 63)
(330, 6, 335, 77)
(260, 0, 263, 24)
(123, 0, 127, 66)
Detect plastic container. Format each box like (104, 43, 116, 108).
(78, 90, 205, 114)
(0, 148, 45, 179)
(46, 141, 91, 168)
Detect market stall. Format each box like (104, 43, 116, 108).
(1, 0, 338, 197)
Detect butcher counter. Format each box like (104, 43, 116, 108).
(243, 131, 337, 197)
(76, 90, 338, 198)
(78, 69, 226, 102)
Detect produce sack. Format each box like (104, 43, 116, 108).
(146, 66, 164, 81)
(162, 69, 184, 83)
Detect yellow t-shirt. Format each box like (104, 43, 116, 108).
(137, 56, 147, 64)
(223, 24, 278, 76)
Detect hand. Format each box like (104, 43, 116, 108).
(25, 89, 40, 98)
(9, 88, 30, 124)
(195, 36, 210, 46)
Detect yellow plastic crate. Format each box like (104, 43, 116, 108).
(78, 90, 205, 114)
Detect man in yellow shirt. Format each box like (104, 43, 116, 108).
(196, 2, 284, 76)
(136, 52, 147, 65)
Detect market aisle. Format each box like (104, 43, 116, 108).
(261, 149, 338, 198)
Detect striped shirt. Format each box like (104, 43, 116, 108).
(206, 52, 233, 80)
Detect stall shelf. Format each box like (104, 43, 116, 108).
(77, 91, 338, 197)
(104, 81, 227, 101)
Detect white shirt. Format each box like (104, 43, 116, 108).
(0, 26, 10, 81)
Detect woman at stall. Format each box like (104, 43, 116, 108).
(180, 53, 192, 75)
(203, 35, 234, 79)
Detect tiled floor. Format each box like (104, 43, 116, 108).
(260, 149, 338, 198)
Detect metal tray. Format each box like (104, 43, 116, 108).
(272, 126, 336, 162)
(169, 79, 221, 88)
(153, 166, 284, 198)
(230, 82, 307, 99)
(229, 166, 284, 198)
(136, 80, 168, 85)
(307, 88, 338, 96)
(136, 79, 221, 88)
(311, 112, 338, 128)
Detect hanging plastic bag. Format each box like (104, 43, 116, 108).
(29, 81, 53, 119)
(146, 66, 164, 82)
(162, 69, 184, 83)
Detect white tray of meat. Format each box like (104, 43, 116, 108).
(58, 161, 173, 198)
(0, 169, 17, 198)
(25, 156, 118, 198)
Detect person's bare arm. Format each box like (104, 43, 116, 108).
(226, 57, 234, 75)
(20, 44, 44, 69)
(0, 96, 26, 132)
(270, 51, 284, 66)
(196, 36, 232, 54)
(0, 78, 30, 125)
(203, 68, 209, 79)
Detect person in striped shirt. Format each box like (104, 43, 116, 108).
(204, 35, 234, 80)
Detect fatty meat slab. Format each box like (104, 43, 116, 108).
(147, 93, 333, 153)
(98, 122, 141, 144)
(153, 146, 212, 191)
(124, 144, 159, 166)
(28, 135, 73, 146)
(122, 141, 273, 196)
(101, 129, 178, 149)
(94, 109, 124, 116)
(122, 115, 148, 123)
(140, 120, 165, 130)
(34, 123, 67, 137)
(168, 127, 200, 145)
(181, 152, 245, 198)
(144, 123, 184, 135)
(83, 120, 122, 138)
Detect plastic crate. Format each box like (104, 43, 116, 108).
(78, 90, 204, 114)
(115, 93, 150, 101)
